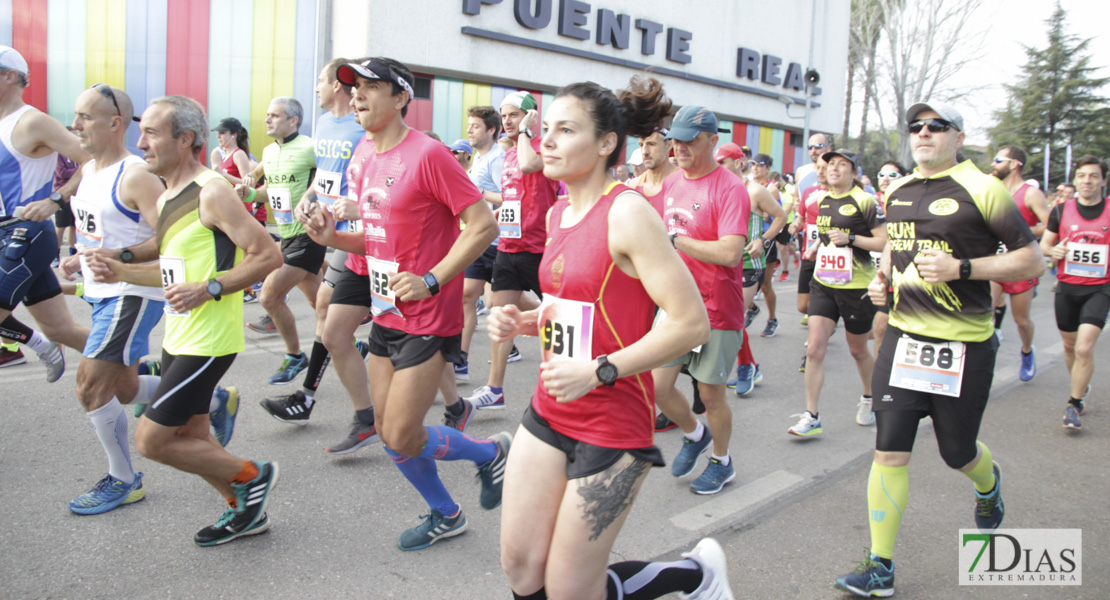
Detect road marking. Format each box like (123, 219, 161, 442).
(670, 470, 805, 531)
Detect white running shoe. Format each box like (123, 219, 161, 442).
(856, 396, 875, 426)
(787, 412, 822, 437)
(466, 385, 505, 410)
(680, 537, 735, 600)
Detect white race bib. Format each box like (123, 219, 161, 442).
(870, 251, 882, 270)
(366, 257, 401, 317)
(889, 336, 965, 397)
(1064, 242, 1109, 279)
(805, 224, 819, 248)
(653, 308, 701, 353)
(314, 170, 342, 200)
(498, 200, 522, 239)
(539, 296, 594, 363)
(268, 188, 293, 224)
(159, 256, 190, 317)
(815, 244, 853, 285)
(70, 196, 104, 246)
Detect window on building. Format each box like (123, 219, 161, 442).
(413, 76, 432, 100)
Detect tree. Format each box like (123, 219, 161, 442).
(844, 0, 892, 155)
(989, 1, 1110, 185)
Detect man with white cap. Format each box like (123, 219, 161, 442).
(465, 91, 558, 411)
(835, 100, 1043, 597)
(652, 105, 751, 495)
(0, 45, 91, 379)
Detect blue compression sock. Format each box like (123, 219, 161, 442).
(384, 446, 458, 516)
(416, 426, 498, 464)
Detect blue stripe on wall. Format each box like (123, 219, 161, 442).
(293, 0, 314, 135)
(46, 0, 86, 127)
(125, 0, 167, 154)
(0, 0, 13, 47)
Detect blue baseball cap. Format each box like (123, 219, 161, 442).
(665, 105, 718, 142)
(448, 139, 473, 154)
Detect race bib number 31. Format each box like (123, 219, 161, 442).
(539, 297, 594, 363)
(815, 244, 853, 286)
(366, 257, 401, 318)
(159, 256, 190, 317)
(1063, 242, 1109, 279)
(889, 336, 965, 397)
(498, 200, 522, 239)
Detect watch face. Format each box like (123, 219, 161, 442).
(599, 363, 618, 383)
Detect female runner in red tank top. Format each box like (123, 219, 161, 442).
(211, 118, 266, 224)
(490, 77, 734, 600)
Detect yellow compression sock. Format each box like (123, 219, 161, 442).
(1, 339, 17, 351)
(964, 441, 997, 494)
(868, 462, 908, 560)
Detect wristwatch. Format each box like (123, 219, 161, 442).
(669, 233, 678, 248)
(595, 355, 618, 387)
(761, 237, 774, 251)
(422, 272, 440, 296)
(959, 259, 972, 281)
(49, 192, 65, 206)
(206, 278, 223, 301)
(119, 248, 134, 264)
(848, 233, 857, 246)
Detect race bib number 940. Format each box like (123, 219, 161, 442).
(889, 336, 965, 397)
(815, 244, 853, 285)
(538, 297, 594, 363)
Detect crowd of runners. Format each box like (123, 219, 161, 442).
(0, 42, 1105, 599)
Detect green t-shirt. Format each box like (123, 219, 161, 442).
(261, 134, 316, 239)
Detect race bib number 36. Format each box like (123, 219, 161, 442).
(498, 200, 522, 239)
(815, 244, 853, 285)
(889, 336, 965, 397)
(1063, 242, 1109, 278)
(366, 257, 401, 318)
(268, 188, 293, 224)
(539, 297, 594, 363)
(159, 256, 190, 317)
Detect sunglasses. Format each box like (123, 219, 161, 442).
(992, 157, 1023, 166)
(908, 118, 953, 134)
(807, 143, 827, 150)
(754, 161, 770, 166)
(878, 171, 901, 178)
(91, 83, 141, 122)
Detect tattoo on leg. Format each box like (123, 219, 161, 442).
(576, 458, 649, 541)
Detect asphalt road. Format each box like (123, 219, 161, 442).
(1, 260, 1105, 599)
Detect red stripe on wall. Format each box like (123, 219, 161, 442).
(11, 0, 48, 111)
(732, 123, 747, 148)
(783, 132, 796, 174)
(404, 72, 434, 132)
(165, 0, 209, 109)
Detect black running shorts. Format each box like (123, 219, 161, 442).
(1054, 282, 1110, 332)
(808, 281, 876, 335)
(280, 233, 328, 275)
(491, 250, 543, 295)
(522, 405, 664, 479)
(366, 324, 463, 370)
(143, 351, 236, 428)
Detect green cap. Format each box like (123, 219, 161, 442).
(501, 91, 537, 112)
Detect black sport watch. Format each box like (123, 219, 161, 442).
(119, 248, 134, 264)
(49, 192, 65, 206)
(596, 355, 618, 387)
(422, 272, 440, 296)
(959, 259, 972, 281)
(206, 278, 223, 301)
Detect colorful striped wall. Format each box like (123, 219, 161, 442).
(3, 0, 317, 162)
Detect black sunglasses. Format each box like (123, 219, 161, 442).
(908, 118, 952, 134)
(91, 83, 141, 122)
(807, 143, 827, 150)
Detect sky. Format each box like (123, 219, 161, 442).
(940, 0, 1110, 145)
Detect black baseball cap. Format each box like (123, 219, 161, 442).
(213, 117, 244, 134)
(821, 148, 859, 171)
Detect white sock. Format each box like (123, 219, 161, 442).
(300, 390, 315, 408)
(684, 421, 706, 442)
(26, 330, 54, 354)
(711, 453, 731, 466)
(87, 399, 134, 484)
(132, 375, 161, 405)
(208, 388, 223, 413)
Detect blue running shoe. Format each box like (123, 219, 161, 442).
(672, 428, 713, 477)
(1019, 346, 1036, 381)
(732, 364, 754, 396)
(231, 461, 279, 532)
(835, 552, 895, 598)
(269, 352, 308, 385)
(453, 361, 470, 382)
(397, 509, 468, 551)
(690, 457, 736, 494)
(1063, 404, 1083, 430)
(974, 461, 1004, 530)
(68, 473, 145, 515)
(210, 386, 239, 447)
(356, 339, 370, 361)
(752, 364, 763, 385)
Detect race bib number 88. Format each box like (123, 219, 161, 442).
(889, 336, 965, 397)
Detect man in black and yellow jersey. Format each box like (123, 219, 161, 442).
(237, 97, 322, 385)
(87, 95, 283, 547)
(789, 149, 886, 437)
(834, 102, 1044, 598)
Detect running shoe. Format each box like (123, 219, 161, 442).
(133, 360, 161, 417)
(360, 313, 373, 326)
(268, 352, 308, 385)
(210, 386, 239, 447)
(994, 328, 1003, 343)
(443, 398, 476, 432)
(475, 297, 489, 316)
(856, 396, 875, 426)
(835, 552, 895, 598)
(326, 417, 380, 455)
(229, 461, 279, 533)
(731, 364, 754, 396)
(800, 314, 808, 326)
(744, 304, 760, 329)
(690, 457, 736, 495)
(68, 473, 145, 515)
(788, 412, 822, 437)
(243, 289, 259, 304)
(247, 315, 278, 335)
(761, 318, 779, 338)
(778, 270, 790, 282)
(476, 432, 512, 510)
(467, 385, 505, 410)
(1019, 346, 1036, 381)
(506, 344, 522, 363)
(672, 429, 713, 477)
(194, 508, 271, 547)
(356, 339, 371, 361)
(974, 461, 1004, 530)
(752, 364, 763, 386)
(655, 412, 678, 432)
(260, 389, 313, 424)
(453, 361, 470, 382)
(0, 347, 26, 368)
(680, 538, 736, 600)
(37, 342, 65, 383)
(1063, 404, 1083, 431)
(799, 353, 806, 373)
(397, 509, 468, 551)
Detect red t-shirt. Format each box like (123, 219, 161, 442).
(534, 184, 657, 448)
(498, 136, 559, 254)
(661, 166, 751, 330)
(350, 130, 483, 335)
(344, 138, 373, 276)
(800, 184, 827, 254)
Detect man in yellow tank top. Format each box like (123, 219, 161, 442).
(87, 95, 283, 547)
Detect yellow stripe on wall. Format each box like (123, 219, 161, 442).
(461, 82, 492, 137)
(249, 0, 298, 159)
(85, 0, 126, 88)
(759, 126, 773, 155)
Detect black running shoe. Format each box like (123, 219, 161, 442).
(477, 432, 512, 510)
(194, 509, 271, 547)
(655, 412, 678, 432)
(259, 390, 313, 424)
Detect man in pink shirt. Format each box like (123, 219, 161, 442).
(653, 105, 751, 495)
